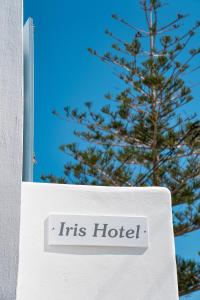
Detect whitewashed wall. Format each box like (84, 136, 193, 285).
(0, 0, 23, 299)
(17, 183, 179, 300)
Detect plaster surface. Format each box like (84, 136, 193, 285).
(17, 183, 179, 300)
(0, 1, 23, 299)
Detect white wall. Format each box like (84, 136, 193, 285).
(0, 0, 23, 299)
(17, 183, 179, 300)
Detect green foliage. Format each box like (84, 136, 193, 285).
(43, 0, 200, 296)
(177, 256, 200, 296)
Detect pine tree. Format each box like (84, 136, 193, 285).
(42, 0, 200, 296)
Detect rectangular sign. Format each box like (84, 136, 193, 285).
(47, 214, 148, 248)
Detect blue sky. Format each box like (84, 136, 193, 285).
(24, 1, 200, 298)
